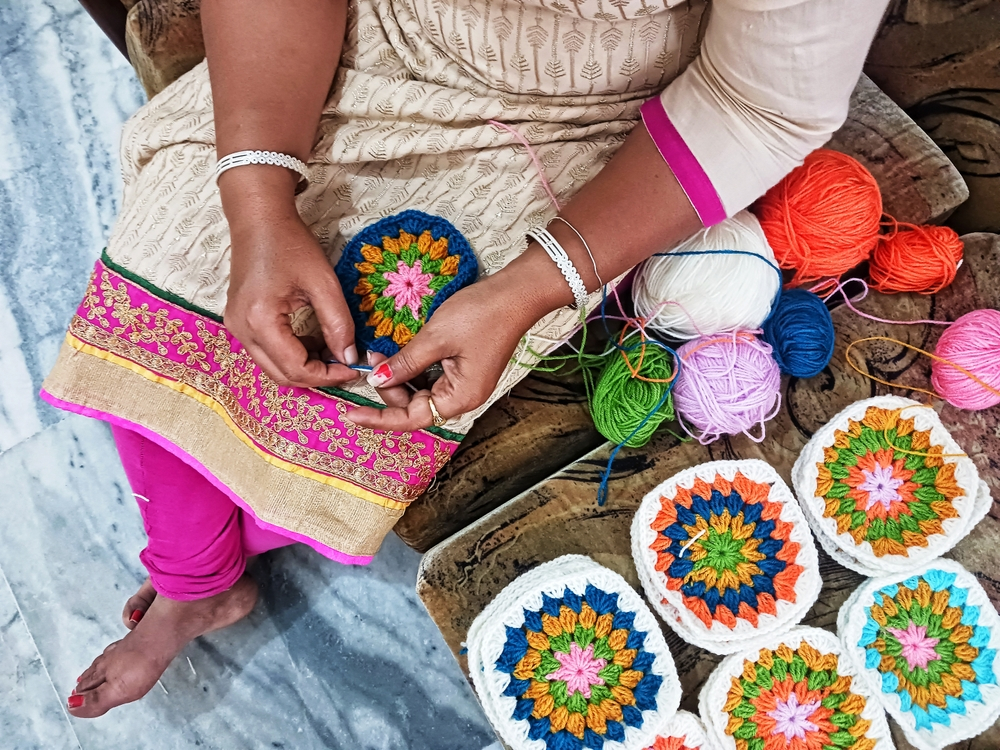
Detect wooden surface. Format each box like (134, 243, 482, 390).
(865, 0, 1000, 234)
(395, 75, 967, 553)
(124, 0, 204, 99)
(417, 234, 1000, 750)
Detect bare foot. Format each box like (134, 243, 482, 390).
(121, 579, 156, 630)
(68, 575, 258, 718)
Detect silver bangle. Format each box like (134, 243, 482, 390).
(215, 150, 309, 184)
(548, 216, 604, 288)
(526, 226, 589, 311)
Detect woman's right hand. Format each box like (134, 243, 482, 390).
(221, 168, 358, 388)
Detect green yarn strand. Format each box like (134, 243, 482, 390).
(591, 333, 675, 448)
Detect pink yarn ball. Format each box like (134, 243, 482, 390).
(931, 308, 1000, 410)
(673, 333, 782, 444)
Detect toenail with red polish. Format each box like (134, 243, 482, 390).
(76, 674, 83, 683)
(129, 609, 144, 623)
(68, 695, 84, 708)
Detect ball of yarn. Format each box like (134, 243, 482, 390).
(753, 149, 882, 285)
(761, 289, 835, 378)
(591, 335, 675, 448)
(672, 333, 782, 444)
(632, 210, 780, 340)
(931, 309, 1000, 410)
(869, 223, 964, 294)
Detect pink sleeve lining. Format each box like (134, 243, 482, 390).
(640, 95, 727, 227)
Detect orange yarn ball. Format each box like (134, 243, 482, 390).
(869, 222, 964, 294)
(753, 149, 882, 285)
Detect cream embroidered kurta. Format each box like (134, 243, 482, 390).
(43, 0, 888, 561)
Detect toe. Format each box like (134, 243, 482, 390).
(122, 579, 156, 630)
(76, 658, 105, 692)
(68, 683, 112, 719)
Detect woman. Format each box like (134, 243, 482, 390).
(49, 0, 888, 717)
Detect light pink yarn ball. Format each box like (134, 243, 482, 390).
(931, 308, 1000, 410)
(673, 333, 782, 444)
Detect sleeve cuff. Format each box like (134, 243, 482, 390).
(640, 95, 727, 228)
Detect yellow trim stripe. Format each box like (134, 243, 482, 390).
(65, 333, 408, 510)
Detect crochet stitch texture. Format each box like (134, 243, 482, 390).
(632, 460, 820, 654)
(642, 710, 710, 750)
(468, 555, 680, 750)
(792, 395, 991, 576)
(838, 559, 1000, 750)
(335, 210, 478, 357)
(699, 628, 892, 750)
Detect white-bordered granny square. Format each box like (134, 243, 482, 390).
(792, 395, 991, 577)
(640, 709, 713, 750)
(467, 555, 681, 750)
(699, 626, 894, 750)
(837, 558, 1000, 750)
(631, 460, 821, 654)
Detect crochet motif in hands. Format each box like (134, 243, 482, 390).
(838, 559, 1000, 750)
(632, 460, 821, 654)
(467, 555, 680, 750)
(792, 396, 991, 577)
(335, 210, 478, 357)
(699, 627, 893, 750)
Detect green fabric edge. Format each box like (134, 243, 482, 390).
(98, 250, 464, 443)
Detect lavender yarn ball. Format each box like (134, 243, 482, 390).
(673, 333, 782, 444)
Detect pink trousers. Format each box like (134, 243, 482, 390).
(111, 425, 294, 601)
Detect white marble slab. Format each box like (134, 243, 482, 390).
(0, 0, 144, 453)
(0, 568, 82, 750)
(0, 415, 495, 748)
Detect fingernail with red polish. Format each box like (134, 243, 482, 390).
(68, 694, 84, 708)
(129, 609, 144, 624)
(367, 362, 392, 387)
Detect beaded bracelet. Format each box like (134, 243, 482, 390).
(215, 150, 310, 184)
(526, 226, 589, 310)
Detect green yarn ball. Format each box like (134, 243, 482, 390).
(591, 335, 675, 448)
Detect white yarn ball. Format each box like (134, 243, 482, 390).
(633, 210, 780, 340)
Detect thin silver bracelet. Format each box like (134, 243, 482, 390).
(215, 150, 310, 184)
(548, 216, 604, 288)
(526, 226, 589, 311)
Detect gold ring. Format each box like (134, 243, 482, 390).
(427, 396, 447, 427)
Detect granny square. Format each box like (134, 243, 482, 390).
(467, 555, 681, 750)
(631, 460, 821, 654)
(838, 559, 1000, 750)
(699, 627, 894, 750)
(792, 396, 992, 577)
(334, 209, 478, 357)
(641, 710, 712, 750)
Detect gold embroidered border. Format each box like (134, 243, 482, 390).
(43, 342, 402, 557)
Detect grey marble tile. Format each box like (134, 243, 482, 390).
(0, 568, 81, 750)
(0, 415, 496, 749)
(0, 0, 144, 451)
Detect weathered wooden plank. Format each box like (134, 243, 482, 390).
(417, 234, 1000, 750)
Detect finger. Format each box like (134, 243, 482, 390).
(365, 330, 449, 390)
(348, 390, 436, 431)
(250, 315, 355, 387)
(368, 352, 412, 408)
(305, 275, 358, 366)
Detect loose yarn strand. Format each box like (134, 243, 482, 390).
(487, 120, 561, 211)
(812, 277, 952, 327)
(844, 335, 1000, 402)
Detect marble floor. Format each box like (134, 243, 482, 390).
(0, 2, 497, 748)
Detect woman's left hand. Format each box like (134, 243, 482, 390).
(345, 266, 556, 431)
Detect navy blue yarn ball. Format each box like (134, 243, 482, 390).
(761, 288, 835, 379)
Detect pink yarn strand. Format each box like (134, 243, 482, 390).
(487, 120, 562, 211)
(810, 277, 951, 327)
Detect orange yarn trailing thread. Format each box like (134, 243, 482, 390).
(845, 335, 1000, 405)
(753, 149, 964, 293)
(869, 218, 964, 294)
(753, 149, 882, 285)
